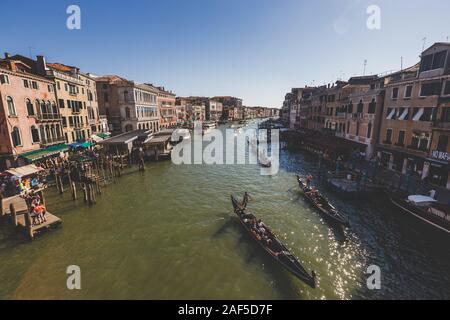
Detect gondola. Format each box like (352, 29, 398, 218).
(296, 175, 350, 227)
(231, 194, 316, 288)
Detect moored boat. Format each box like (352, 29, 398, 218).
(389, 192, 450, 234)
(230, 194, 316, 288)
(296, 175, 350, 227)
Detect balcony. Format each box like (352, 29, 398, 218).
(36, 113, 62, 121)
(40, 136, 66, 147)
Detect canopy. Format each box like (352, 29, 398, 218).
(96, 132, 110, 139)
(5, 164, 44, 178)
(20, 144, 68, 162)
(91, 135, 104, 143)
(407, 195, 437, 204)
(69, 141, 93, 149)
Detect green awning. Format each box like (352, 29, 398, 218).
(97, 133, 110, 139)
(20, 144, 69, 162)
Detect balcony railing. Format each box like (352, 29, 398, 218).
(40, 136, 66, 147)
(37, 113, 62, 121)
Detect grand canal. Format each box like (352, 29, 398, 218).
(0, 123, 449, 300)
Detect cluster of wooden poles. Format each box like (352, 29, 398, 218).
(53, 154, 127, 205)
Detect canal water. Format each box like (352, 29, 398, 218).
(0, 123, 449, 300)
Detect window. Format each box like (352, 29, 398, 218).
(31, 81, 38, 89)
(437, 135, 449, 152)
(420, 54, 433, 72)
(420, 82, 442, 97)
(48, 84, 54, 92)
(23, 79, 29, 88)
(432, 51, 447, 69)
(397, 131, 405, 146)
(124, 91, 129, 102)
(398, 107, 409, 120)
(59, 99, 65, 108)
(357, 100, 364, 113)
(386, 108, 396, 120)
(11, 127, 21, 146)
(368, 99, 376, 114)
(7, 96, 16, 116)
(392, 88, 399, 99)
(125, 107, 131, 119)
(57, 81, 61, 90)
(31, 126, 40, 143)
(104, 93, 109, 102)
(404, 85, 413, 98)
(385, 129, 393, 144)
(26, 98, 34, 116)
(0, 74, 10, 84)
(444, 81, 450, 96)
(367, 123, 372, 139)
(442, 107, 450, 122)
(64, 83, 68, 91)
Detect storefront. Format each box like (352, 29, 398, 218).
(426, 150, 450, 189)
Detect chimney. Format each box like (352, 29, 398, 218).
(36, 55, 47, 76)
(4, 52, 10, 59)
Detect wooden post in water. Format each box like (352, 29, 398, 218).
(9, 203, 17, 227)
(24, 210, 33, 240)
(57, 172, 64, 194)
(82, 183, 88, 203)
(0, 193, 3, 216)
(71, 181, 77, 200)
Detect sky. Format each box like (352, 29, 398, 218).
(1, 0, 449, 107)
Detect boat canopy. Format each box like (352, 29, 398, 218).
(407, 195, 437, 204)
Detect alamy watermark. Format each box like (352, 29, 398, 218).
(66, 5, 81, 30)
(366, 265, 381, 290)
(66, 265, 81, 290)
(171, 122, 279, 176)
(366, 5, 381, 30)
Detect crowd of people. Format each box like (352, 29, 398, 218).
(22, 191, 47, 226)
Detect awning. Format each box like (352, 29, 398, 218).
(91, 135, 104, 142)
(20, 144, 68, 162)
(5, 164, 44, 178)
(69, 141, 93, 149)
(97, 132, 110, 139)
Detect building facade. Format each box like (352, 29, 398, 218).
(206, 99, 223, 121)
(96, 76, 160, 134)
(0, 56, 62, 169)
(152, 85, 176, 128)
(377, 43, 450, 188)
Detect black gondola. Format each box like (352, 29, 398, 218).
(296, 175, 350, 227)
(231, 194, 316, 288)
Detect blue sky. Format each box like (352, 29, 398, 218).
(1, 0, 449, 107)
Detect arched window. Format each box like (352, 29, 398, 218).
(52, 101, 58, 116)
(357, 100, 364, 114)
(35, 100, 40, 115)
(11, 127, 21, 146)
(125, 107, 131, 119)
(56, 124, 61, 137)
(31, 126, 40, 143)
(124, 90, 129, 102)
(26, 98, 35, 116)
(40, 126, 46, 142)
(138, 123, 142, 130)
(7, 96, 16, 116)
(40, 100, 46, 116)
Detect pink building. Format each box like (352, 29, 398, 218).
(0, 56, 62, 170)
